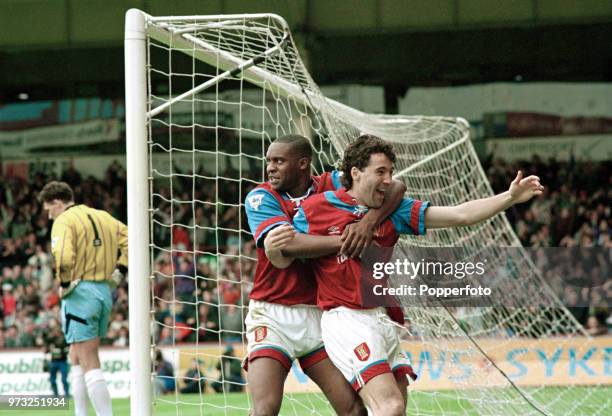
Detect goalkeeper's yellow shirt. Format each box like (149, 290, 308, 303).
(50, 204, 128, 285)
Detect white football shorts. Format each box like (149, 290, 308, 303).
(321, 306, 416, 391)
(244, 300, 328, 371)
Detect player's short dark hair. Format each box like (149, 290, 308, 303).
(340, 134, 396, 189)
(273, 134, 313, 160)
(38, 181, 74, 203)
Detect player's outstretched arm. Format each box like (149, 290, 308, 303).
(425, 171, 544, 229)
(341, 179, 407, 258)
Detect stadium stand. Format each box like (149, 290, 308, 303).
(0, 155, 610, 352)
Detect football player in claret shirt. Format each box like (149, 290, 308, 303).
(243, 134, 407, 416)
(267, 134, 544, 415)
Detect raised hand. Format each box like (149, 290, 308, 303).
(509, 170, 544, 204)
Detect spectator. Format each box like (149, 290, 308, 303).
(212, 345, 244, 393)
(22, 283, 40, 317)
(158, 327, 174, 346)
(153, 349, 176, 395)
(2, 283, 17, 318)
(17, 319, 37, 347)
(113, 327, 129, 347)
(43, 319, 70, 396)
(5, 325, 18, 348)
(197, 304, 219, 342)
(60, 162, 82, 188)
(180, 358, 206, 394)
(585, 315, 608, 336)
(28, 244, 53, 292)
(219, 304, 243, 342)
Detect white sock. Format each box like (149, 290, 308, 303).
(71, 366, 89, 416)
(85, 369, 113, 416)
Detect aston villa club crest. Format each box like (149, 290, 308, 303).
(353, 342, 371, 361)
(254, 326, 267, 342)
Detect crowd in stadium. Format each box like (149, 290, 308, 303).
(0, 161, 128, 350)
(485, 155, 612, 335)
(0, 156, 610, 351)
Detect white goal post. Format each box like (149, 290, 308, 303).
(125, 8, 610, 416)
(125, 9, 152, 416)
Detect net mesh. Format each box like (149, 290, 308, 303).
(140, 13, 610, 415)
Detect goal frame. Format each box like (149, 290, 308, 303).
(123, 8, 595, 416)
(123, 9, 479, 415)
(124, 9, 314, 415)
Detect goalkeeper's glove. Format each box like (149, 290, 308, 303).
(110, 265, 128, 289)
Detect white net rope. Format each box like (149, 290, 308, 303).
(142, 14, 610, 415)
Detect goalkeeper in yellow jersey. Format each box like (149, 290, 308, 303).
(39, 181, 128, 416)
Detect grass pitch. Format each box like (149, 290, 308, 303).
(6, 387, 611, 415)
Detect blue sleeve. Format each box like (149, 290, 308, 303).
(330, 170, 344, 190)
(245, 189, 290, 246)
(389, 198, 430, 235)
(292, 206, 309, 234)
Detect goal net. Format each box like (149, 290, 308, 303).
(124, 10, 610, 416)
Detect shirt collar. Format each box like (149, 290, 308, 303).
(335, 188, 358, 205)
(335, 189, 369, 215)
(282, 177, 317, 202)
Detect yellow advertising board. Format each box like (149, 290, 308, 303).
(174, 336, 612, 393)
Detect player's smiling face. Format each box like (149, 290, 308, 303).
(265, 142, 305, 192)
(351, 153, 393, 208)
